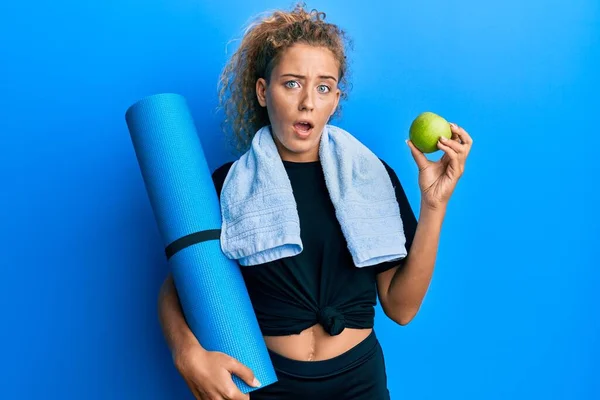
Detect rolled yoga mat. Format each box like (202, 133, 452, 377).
(125, 93, 277, 393)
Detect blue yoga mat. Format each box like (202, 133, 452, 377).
(125, 93, 277, 393)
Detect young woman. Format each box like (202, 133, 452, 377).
(158, 4, 473, 400)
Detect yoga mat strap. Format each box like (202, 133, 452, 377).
(165, 229, 221, 260)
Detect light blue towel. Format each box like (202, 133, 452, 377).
(219, 124, 407, 268)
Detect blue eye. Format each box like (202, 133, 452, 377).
(285, 81, 299, 88)
(318, 85, 330, 93)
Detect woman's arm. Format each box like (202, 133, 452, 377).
(157, 275, 260, 398)
(378, 122, 472, 325)
(158, 274, 205, 359)
(377, 203, 446, 325)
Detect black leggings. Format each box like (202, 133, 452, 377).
(250, 330, 391, 400)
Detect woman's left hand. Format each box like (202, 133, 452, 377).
(407, 122, 473, 210)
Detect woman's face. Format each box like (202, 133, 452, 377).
(256, 43, 341, 162)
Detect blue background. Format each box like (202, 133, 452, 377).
(1, 0, 598, 399)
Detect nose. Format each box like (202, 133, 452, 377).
(298, 88, 314, 112)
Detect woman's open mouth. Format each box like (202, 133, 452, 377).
(293, 121, 314, 137)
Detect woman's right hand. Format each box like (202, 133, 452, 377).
(173, 341, 261, 400)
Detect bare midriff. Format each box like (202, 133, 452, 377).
(263, 325, 372, 361)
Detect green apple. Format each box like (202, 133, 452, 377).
(409, 112, 452, 153)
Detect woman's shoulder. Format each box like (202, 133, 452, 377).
(378, 158, 401, 186)
(211, 160, 235, 194)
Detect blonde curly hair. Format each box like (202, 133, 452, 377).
(217, 3, 352, 154)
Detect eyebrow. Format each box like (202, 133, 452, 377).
(280, 73, 338, 83)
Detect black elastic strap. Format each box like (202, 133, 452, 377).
(165, 229, 221, 260)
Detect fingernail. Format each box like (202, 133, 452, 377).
(253, 378, 261, 387)
(439, 136, 447, 141)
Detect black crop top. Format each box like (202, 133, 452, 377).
(211, 158, 417, 337)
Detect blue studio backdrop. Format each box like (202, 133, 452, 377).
(1, 0, 598, 399)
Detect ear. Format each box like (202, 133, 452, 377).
(256, 78, 268, 107)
